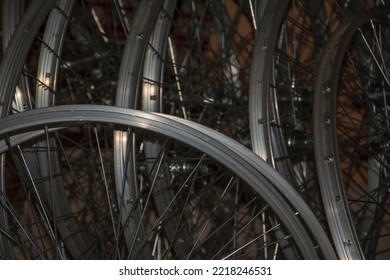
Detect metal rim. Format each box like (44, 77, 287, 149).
(313, 5, 390, 259)
(0, 104, 336, 259)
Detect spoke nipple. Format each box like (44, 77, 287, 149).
(127, 198, 134, 204)
(343, 240, 352, 247)
(321, 115, 331, 127)
(336, 196, 341, 201)
(137, 33, 144, 39)
(322, 86, 331, 94)
(262, 43, 268, 50)
(324, 156, 334, 164)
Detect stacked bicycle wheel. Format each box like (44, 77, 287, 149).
(0, 0, 388, 260)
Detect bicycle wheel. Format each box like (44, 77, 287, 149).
(313, 5, 390, 259)
(116, 0, 254, 140)
(114, 0, 257, 257)
(0, 0, 140, 259)
(0, 104, 336, 259)
(248, 0, 388, 244)
(0, 0, 28, 259)
(0, 0, 139, 115)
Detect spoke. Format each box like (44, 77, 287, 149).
(131, 153, 208, 259)
(93, 126, 118, 254)
(43, 125, 60, 258)
(262, 211, 267, 259)
(186, 177, 236, 259)
(14, 144, 64, 259)
(129, 144, 167, 256)
(0, 191, 45, 259)
(168, 36, 188, 120)
(112, 0, 130, 36)
(211, 204, 267, 259)
(358, 28, 390, 88)
(369, 20, 390, 80)
(222, 219, 280, 260)
(91, 7, 109, 43)
(54, 132, 105, 247)
(248, 0, 257, 30)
